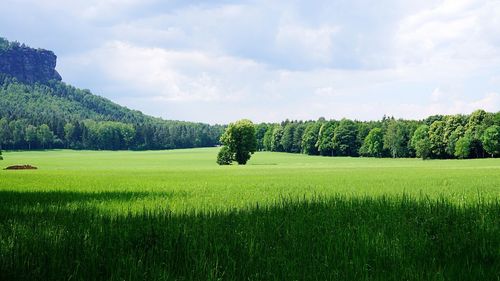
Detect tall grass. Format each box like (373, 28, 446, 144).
(1, 149, 499, 280)
(1, 193, 499, 281)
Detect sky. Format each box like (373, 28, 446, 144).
(1, 0, 500, 124)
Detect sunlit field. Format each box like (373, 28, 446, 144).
(1, 148, 500, 211)
(1, 148, 499, 280)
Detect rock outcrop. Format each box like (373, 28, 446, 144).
(0, 38, 62, 84)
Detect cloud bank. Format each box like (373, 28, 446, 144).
(1, 0, 499, 123)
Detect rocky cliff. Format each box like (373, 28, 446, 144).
(0, 38, 62, 84)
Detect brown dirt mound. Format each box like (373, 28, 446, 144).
(4, 165, 38, 170)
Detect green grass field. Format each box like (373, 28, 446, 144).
(1, 148, 499, 280)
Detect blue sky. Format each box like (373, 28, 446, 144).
(1, 0, 499, 124)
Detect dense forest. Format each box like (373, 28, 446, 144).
(0, 75, 224, 150)
(1, 69, 498, 157)
(254, 110, 500, 159)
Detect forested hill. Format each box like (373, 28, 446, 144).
(0, 37, 223, 150)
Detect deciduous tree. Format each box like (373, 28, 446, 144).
(333, 119, 359, 156)
(410, 125, 431, 159)
(281, 123, 296, 153)
(383, 121, 411, 158)
(482, 125, 500, 157)
(25, 125, 37, 150)
(301, 122, 321, 155)
(270, 125, 284, 152)
(455, 135, 472, 159)
(216, 146, 233, 165)
(37, 124, 54, 149)
(428, 121, 447, 158)
(360, 128, 384, 157)
(316, 121, 336, 156)
(219, 119, 257, 165)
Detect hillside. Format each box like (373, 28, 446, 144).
(0, 38, 223, 150)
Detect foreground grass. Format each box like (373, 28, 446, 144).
(0, 149, 499, 280)
(1, 194, 499, 281)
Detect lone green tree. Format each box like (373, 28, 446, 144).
(219, 119, 257, 165)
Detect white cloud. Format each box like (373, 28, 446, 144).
(405, 88, 500, 118)
(467, 92, 500, 112)
(6, 0, 500, 123)
(395, 0, 500, 66)
(63, 41, 265, 103)
(60, 37, 500, 124)
(275, 22, 339, 64)
(26, 0, 154, 21)
(314, 87, 342, 98)
(430, 87, 447, 103)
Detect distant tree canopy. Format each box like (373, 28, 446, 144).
(360, 128, 384, 157)
(0, 75, 224, 150)
(0, 37, 19, 51)
(219, 119, 257, 165)
(254, 110, 500, 160)
(482, 125, 500, 157)
(410, 125, 431, 159)
(1, 69, 498, 160)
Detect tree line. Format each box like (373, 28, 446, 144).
(0, 75, 224, 150)
(1, 72, 499, 157)
(254, 110, 500, 159)
(0, 117, 225, 151)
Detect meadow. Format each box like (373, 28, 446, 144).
(1, 148, 499, 280)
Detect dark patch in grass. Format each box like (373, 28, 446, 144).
(0, 193, 499, 281)
(0, 190, 188, 206)
(4, 164, 37, 170)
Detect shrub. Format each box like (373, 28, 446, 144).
(216, 146, 233, 165)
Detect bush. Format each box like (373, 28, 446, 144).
(216, 146, 233, 165)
